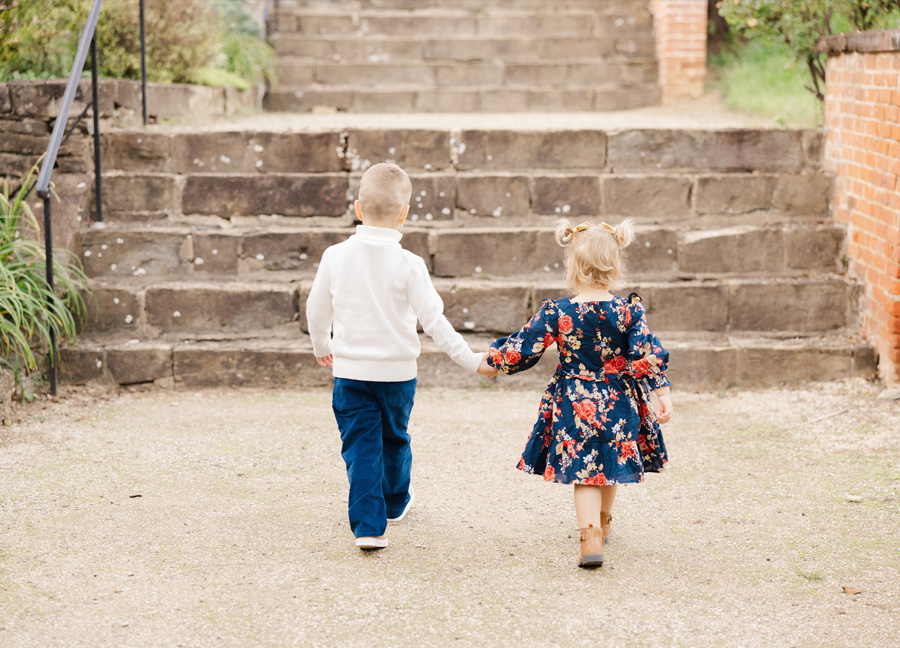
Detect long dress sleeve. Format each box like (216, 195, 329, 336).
(624, 294, 670, 391)
(487, 300, 559, 375)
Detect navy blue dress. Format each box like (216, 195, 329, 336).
(487, 294, 670, 485)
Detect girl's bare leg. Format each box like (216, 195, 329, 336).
(573, 484, 603, 528)
(600, 485, 617, 514)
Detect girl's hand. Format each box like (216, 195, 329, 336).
(477, 353, 499, 377)
(656, 393, 672, 424)
(316, 355, 333, 367)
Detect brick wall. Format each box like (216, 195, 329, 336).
(821, 30, 900, 384)
(649, 0, 708, 103)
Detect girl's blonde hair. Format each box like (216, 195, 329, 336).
(554, 218, 635, 293)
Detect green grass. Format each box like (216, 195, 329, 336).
(710, 39, 823, 128)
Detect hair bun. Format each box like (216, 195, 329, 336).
(614, 218, 635, 248)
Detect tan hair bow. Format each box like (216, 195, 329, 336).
(560, 221, 592, 244)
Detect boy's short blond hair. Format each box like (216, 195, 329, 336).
(357, 163, 412, 224)
(555, 218, 635, 293)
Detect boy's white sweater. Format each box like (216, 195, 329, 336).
(306, 225, 482, 382)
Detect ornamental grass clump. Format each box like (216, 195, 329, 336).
(0, 164, 88, 379)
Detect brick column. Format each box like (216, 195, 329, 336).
(649, 0, 708, 103)
(820, 30, 900, 384)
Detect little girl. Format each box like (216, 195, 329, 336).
(486, 219, 672, 569)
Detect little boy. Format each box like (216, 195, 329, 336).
(306, 162, 495, 550)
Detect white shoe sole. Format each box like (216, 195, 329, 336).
(387, 487, 415, 523)
(355, 536, 388, 550)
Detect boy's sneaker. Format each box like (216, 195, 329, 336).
(387, 487, 415, 524)
(355, 536, 388, 550)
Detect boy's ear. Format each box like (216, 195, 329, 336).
(398, 204, 410, 226)
(354, 200, 364, 223)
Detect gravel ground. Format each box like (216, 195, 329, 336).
(1, 379, 899, 648)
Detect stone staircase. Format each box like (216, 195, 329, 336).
(267, 0, 660, 112)
(58, 123, 877, 389)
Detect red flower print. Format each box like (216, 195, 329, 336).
(505, 348, 521, 364)
(517, 457, 526, 470)
(559, 315, 574, 334)
(543, 333, 555, 348)
(582, 474, 608, 486)
(619, 441, 636, 461)
(543, 465, 556, 481)
(572, 399, 596, 420)
(604, 356, 627, 375)
(488, 347, 503, 364)
(632, 357, 651, 378)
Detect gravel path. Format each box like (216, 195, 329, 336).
(1, 379, 898, 647)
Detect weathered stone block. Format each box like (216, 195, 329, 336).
(346, 129, 451, 171)
(695, 175, 775, 215)
(542, 38, 615, 59)
(736, 345, 851, 386)
(479, 90, 531, 112)
(317, 64, 434, 87)
(266, 89, 353, 113)
(106, 344, 173, 385)
(457, 130, 606, 170)
(678, 228, 785, 275)
(729, 281, 851, 332)
(416, 90, 479, 113)
(364, 15, 476, 36)
(0, 85, 10, 113)
(80, 230, 189, 279)
(351, 91, 417, 113)
(170, 132, 253, 174)
(102, 133, 173, 172)
(645, 283, 728, 332)
(182, 174, 348, 217)
(505, 63, 568, 86)
(436, 282, 532, 334)
(82, 286, 141, 333)
(528, 90, 594, 112)
(174, 342, 326, 388)
(627, 228, 678, 276)
(423, 38, 535, 61)
(242, 230, 352, 272)
(145, 284, 297, 333)
(603, 176, 692, 218)
(531, 176, 601, 216)
(252, 131, 343, 173)
(435, 63, 503, 86)
(276, 61, 316, 87)
(433, 229, 565, 278)
(666, 345, 737, 390)
(59, 347, 106, 384)
(477, 13, 593, 37)
(407, 174, 456, 222)
(103, 174, 178, 214)
(607, 130, 818, 172)
(0, 131, 51, 156)
(773, 174, 832, 215)
(457, 175, 530, 218)
(192, 232, 242, 274)
(786, 226, 844, 271)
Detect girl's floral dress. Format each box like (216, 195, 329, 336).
(487, 293, 670, 485)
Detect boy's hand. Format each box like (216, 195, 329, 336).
(477, 353, 499, 378)
(316, 355, 333, 367)
(656, 393, 672, 424)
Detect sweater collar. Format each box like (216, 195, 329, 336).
(355, 224, 403, 243)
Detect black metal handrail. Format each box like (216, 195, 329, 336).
(34, 0, 148, 395)
(264, 0, 281, 40)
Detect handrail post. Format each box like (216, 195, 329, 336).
(90, 35, 103, 223)
(43, 195, 58, 396)
(140, 0, 148, 125)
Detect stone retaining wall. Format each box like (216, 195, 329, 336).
(0, 79, 256, 253)
(649, 0, 707, 103)
(820, 29, 900, 384)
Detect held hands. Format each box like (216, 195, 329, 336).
(477, 352, 499, 378)
(316, 355, 333, 367)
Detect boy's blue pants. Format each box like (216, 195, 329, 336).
(332, 377, 416, 538)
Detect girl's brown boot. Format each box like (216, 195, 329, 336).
(578, 524, 604, 568)
(600, 511, 612, 545)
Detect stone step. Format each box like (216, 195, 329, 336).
(273, 36, 655, 62)
(101, 128, 825, 176)
(278, 1, 648, 14)
(81, 274, 859, 340)
(274, 59, 658, 89)
(78, 224, 845, 283)
(272, 9, 651, 38)
(265, 85, 661, 113)
(58, 333, 877, 390)
(93, 168, 831, 224)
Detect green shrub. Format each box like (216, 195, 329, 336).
(0, 164, 88, 379)
(718, 0, 900, 100)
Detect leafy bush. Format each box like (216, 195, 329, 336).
(718, 0, 900, 100)
(1, 164, 88, 379)
(0, 0, 274, 87)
